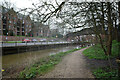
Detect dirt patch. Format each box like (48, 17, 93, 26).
(2, 64, 26, 78)
(84, 57, 118, 70)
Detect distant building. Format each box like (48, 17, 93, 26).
(2, 7, 19, 36)
(50, 29, 59, 37)
(17, 14, 23, 36)
(23, 15, 32, 36)
(31, 21, 41, 37)
(2, 6, 32, 36)
(6, 8, 18, 36)
(66, 28, 96, 42)
(32, 21, 50, 37)
(1, 6, 50, 38)
(42, 25, 50, 37)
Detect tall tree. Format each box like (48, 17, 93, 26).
(118, 1, 120, 78)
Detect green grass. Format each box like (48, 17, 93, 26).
(83, 40, 120, 60)
(18, 47, 85, 78)
(82, 40, 119, 79)
(93, 67, 118, 79)
(4, 41, 22, 43)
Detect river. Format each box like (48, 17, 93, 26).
(2, 45, 81, 69)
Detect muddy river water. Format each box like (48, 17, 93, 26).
(2, 45, 81, 69)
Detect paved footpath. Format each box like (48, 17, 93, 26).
(40, 47, 94, 78)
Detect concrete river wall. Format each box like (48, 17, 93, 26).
(2, 42, 84, 55)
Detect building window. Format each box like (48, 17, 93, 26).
(4, 16, 6, 19)
(9, 26, 11, 28)
(13, 17, 16, 20)
(14, 21, 16, 24)
(23, 20, 24, 24)
(9, 16, 11, 19)
(25, 33, 27, 35)
(9, 21, 12, 23)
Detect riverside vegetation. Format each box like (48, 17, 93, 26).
(18, 47, 85, 78)
(83, 40, 119, 78)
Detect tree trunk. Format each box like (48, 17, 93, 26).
(91, 3, 107, 55)
(106, 2, 113, 55)
(118, 1, 120, 78)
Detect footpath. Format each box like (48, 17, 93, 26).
(40, 47, 94, 78)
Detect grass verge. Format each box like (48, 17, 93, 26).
(4, 41, 22, 43)
(18, 47, 85, 78)
(83, 40, 119, 79)
(93, 67, 118, 79)
(83, 40, 120, 60)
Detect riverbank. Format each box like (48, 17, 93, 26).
(83, 40, 119, 78)
(18, 47, 85, 78)
(2, 46, 81, 78)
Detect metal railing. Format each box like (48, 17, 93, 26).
(0, 41, 72, 47)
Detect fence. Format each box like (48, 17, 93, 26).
(1, 41, 72, 47)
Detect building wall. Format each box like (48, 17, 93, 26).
(2, 8, 18, 36)
(32, 22, 40, 37)
(7, 9, 18, 36)
(2, 7, 32, 37)
(50, 29, 59, 37)
(42, 25, 50, 37)
(24, 16, 32, 36)
(32, 22, 50, 37)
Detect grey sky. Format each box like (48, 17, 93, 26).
(0, 0, 117, 34)
(0, 0, 118, 9)
(0, 0, 36, 8)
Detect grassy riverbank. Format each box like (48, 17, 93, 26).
(83, 40, 120, 60)
(18, 47, 85, 78)
(83, 40, 119, 78)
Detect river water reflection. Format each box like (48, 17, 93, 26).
(2, 45, 81, 69)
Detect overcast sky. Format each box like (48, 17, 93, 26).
(0, 0, 118, 9)
(0, 0, 37, 8)
(0, 0, 65, 9)
(0, 0, 118, 33)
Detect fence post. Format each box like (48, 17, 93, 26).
(15, 41, 17, 46)
(34, 42, 35, 45)
(2, 41, 3, 47)
(26, 42, 27, 46)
